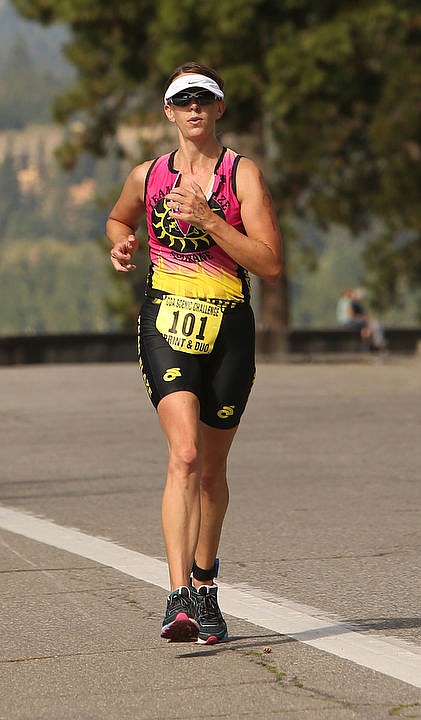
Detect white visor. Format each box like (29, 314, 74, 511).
(164, 73, 224, 104)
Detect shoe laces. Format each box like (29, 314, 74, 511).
(168, 587, 191, 612)
(197, 588, 221, 623)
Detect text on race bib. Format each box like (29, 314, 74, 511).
(156, 295, 223, 354)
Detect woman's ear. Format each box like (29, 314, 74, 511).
(164, 103, 176, 123)
(216, 100, 226, 119)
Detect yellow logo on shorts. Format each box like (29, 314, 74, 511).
(217, 405, 235, 419)
(163, 367, 182, 382)
(139, 358, 152, 396)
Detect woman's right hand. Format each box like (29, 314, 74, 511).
(110, 234, 139, 272)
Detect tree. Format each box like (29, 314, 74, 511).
(0, 153, 21, 235)
(11, 0, 421, 326)
(265, 2, 421, 319)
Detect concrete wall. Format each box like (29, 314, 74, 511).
(1, 328, 420, 365)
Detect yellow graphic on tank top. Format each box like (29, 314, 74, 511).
(152, 198, 222, 253)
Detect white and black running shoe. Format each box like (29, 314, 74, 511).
(193, 584, 228, 644)
(160, 586, 199, 642)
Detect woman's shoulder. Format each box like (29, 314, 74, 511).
(225, 150, 260, 176)
(130, 151, 174, 177)
(123, 158, 161, 196)
(222, 148, 261, 182)
(233, 154, 267, 199)
(129, 159, 156, 183)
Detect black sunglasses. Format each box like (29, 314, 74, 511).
(169, 90, 218, 107)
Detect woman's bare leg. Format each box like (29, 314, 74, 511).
(158, 391, 202, 591)
(192, 423, 238, 587)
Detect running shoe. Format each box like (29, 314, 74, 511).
(193, 584, 228, 644)
(161, 586, 199, 642)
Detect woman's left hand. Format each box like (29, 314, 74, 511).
(165, 181, 212, 228)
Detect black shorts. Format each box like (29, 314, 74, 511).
(138, 296, 256, 429)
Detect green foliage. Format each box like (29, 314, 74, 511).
(265, 3, 421, 312)
(0, 154, 21, 227)
(363, 228, 421, 320)
(0, 145, 146, 335)
(0, 237, 116, 334)
(0, 148, 110, 242)
(290, 226, 421, 327)
(291, 226, 365, 327)
(10, 0, 421, 319)
(267, 4, 421, 223)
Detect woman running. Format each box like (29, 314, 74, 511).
(107, 61, 282, 644)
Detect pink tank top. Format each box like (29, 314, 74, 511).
(144, 147, 250, 302)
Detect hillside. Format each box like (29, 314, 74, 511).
(0, 0, 70, 68)
(0, 0, 73, 130)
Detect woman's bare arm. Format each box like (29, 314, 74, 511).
(106, 161, 152, 272)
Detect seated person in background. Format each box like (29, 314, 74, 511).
(336, 287, 386, 351)
(336, 287, 356, 326)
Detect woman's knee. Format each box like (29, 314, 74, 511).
(168, 438, 201, 477)
(200, 462, 228, 494)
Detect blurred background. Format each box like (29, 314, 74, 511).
(1, 0, 420, 339)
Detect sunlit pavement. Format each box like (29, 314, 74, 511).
(1, 359, 420, 719)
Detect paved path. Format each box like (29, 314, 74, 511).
(1, 359, 420, 719)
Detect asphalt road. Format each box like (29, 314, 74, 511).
(1, 358, 421, 719)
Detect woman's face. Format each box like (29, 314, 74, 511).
(164, 74, 225, 137)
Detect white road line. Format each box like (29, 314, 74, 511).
(1, 504, 420, 688)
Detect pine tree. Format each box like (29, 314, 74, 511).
(11, 0, 421, 323)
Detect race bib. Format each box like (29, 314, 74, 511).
(156, 295, 223, 354)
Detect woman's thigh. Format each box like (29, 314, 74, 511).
(200, 303, 256, 429)
(138, 298, 202, 408)
(139, 298, 255, 430)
